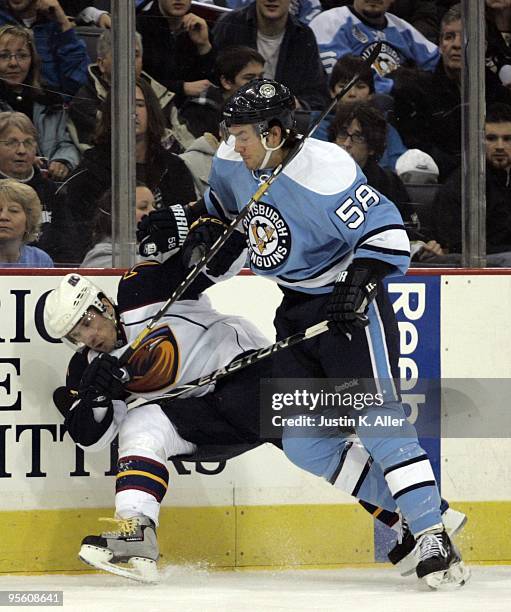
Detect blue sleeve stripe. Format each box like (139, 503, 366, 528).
(355, 224, 405, 251)
(358, 244, 411, 257)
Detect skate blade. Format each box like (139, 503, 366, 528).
(398, 511, 467, 577)
(395, 544, 419, 577)
(79, 544, 159, 584)
(423, 561, 471, 590)
(443, 509, 467, 538)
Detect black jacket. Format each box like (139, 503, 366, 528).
(433, 163, 511, 253)
(391, 62, 511, 180)
(136, 3, 217, 105)
(212, 4, 328, 110)
(54, 144, 196, 263)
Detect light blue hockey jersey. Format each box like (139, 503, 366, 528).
(204, 138, 410, 295)
(309, 6, 439, 94)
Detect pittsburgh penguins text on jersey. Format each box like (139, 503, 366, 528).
(205, 138, 410, 295)
(309, 6, 439, 94)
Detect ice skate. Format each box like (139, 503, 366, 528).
(415, 528, 470, 589)
(79, 516, 159, 584)
(388, 507, 467, 576)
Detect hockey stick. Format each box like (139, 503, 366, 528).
(152, 320, 330, 400)
(118, 44, 382, 367)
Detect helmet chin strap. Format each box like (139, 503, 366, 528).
(259, 132, 285, 169)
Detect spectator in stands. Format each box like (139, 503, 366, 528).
(61, 1, 111, 28)
(0, 177, 53, 266)
(68, 29, 179, 152)
(0, 0, 89, 96)
(0, 24, 80, 180)
(177, 45, 265, 143)
(431, 103, 511, 266)
(136, 0, 216, 106)
(318, 1, 440, 43)
(176, 46, 266, 194)
(225, 0, 322, 25)
(57, 77, 196, 263)
(213, 0, 329, 109)
(486, 0, 511, 88)
(0, 111, 58, 252)
(391, 3, 511, 180)
(309, 0, 439, 93)
(311, 55, 406, 170)
(80, 182, 156, 267)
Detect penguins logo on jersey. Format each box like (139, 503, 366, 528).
(243, 202, 291, 270)
(125, 325, 179, 393)
(362, 42, 401, 76)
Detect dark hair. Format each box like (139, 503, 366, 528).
(329, 101, 387, 161)
(215, 45, 265, 86)
(90, 180, 150, 243)
(486, 103, 511, 124)
(329, 54, 375, 94)
(95, 78, 166, 189)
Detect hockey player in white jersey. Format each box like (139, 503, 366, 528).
(44, 234, 273, 583)
(136, 78, 469, 589)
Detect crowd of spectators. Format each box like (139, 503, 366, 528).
(0, 0, 509, 269)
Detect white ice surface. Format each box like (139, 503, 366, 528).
(0, 565, 510, 612)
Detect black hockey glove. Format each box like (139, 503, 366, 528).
(326, 260, 392, 336)
(78, 354, 129, 403)
(182, 217, 247, 277)
(137, 204, 190, 257)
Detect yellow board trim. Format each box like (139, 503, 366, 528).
(116, 470, 168, 489)
(0, 501, 510, 574)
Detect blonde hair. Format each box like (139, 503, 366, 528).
(0, 111, 37, 140)
(0, 24, 42, 92)
(0, 178, 42, 243)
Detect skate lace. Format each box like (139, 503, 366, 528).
(99, 517, 139, 538)
(418, 533, 448, 562)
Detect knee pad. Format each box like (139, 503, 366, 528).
(328, 438, 372, 497)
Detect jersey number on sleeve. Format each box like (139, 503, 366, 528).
(335, 185, 380, 229)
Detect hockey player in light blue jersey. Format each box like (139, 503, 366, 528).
(189, 78, 467, 589)
(309, 0, 439, 94)
(134, 77, 468, 588)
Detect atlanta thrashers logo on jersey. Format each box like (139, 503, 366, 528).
(125, 326, 179, 393)
(243, 202, 291, 271)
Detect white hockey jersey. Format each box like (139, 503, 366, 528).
(64, 257, 269, 402)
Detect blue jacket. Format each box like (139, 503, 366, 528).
(0, 2, 89, 96)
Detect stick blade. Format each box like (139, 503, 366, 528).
(365, 41, 383, 67)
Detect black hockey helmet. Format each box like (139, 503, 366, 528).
(222, 78, 296, 135)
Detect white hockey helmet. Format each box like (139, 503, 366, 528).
(44, 273, 111, 350)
